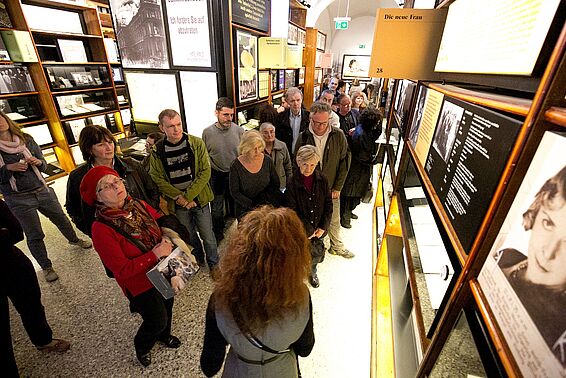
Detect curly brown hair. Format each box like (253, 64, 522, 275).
(215, 205, 311, 332)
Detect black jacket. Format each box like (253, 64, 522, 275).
(285, 170, 333, 237)
(275, 107, 310, 155)
(65, 156, 160, 236)
(342, 125, 381, 198)
(0, 200, 24, 251)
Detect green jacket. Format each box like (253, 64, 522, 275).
(148, 133, 214, 213)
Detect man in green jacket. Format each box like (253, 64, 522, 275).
(149, 109, 219, 275)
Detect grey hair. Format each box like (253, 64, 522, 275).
(309, 101, 332, 116)
(259, 122, 275, 132)
(285, 87, 303, 100)
(295, 145, 320, 164)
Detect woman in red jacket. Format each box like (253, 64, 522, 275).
(79, 165, 179, 367)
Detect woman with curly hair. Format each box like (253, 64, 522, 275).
(200, 206, 314, 377)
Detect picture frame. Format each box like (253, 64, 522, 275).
(341, 54, 371, 79)
(235, 30, 258, 104)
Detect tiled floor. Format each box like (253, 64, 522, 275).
(9, 176, 373, 377)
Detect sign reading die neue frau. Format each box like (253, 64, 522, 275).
(232, 0, 270, 33)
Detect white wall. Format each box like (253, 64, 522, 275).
(326, 16, 376, 72)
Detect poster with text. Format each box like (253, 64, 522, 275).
(110, 0, 169, 69)
(479, 132, 566, 377)
(231, 0, 269, 33)
(414, 88, 443, 164)
(236, 30, 257, 104)
(424, 97, 521, 251)
(165, 0, 212, 67)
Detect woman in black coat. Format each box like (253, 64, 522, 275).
(286, 145, 333, 288)
(340, 108, 383, 228)
(1, 200, 70, 376)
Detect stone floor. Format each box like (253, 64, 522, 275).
(9, 176, 373, 377)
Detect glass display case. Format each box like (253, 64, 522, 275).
(0, 95, 43, 122)
(54, 89, 117, 119)
(21, 122, 54, 147)
(44, 64, 111, 91)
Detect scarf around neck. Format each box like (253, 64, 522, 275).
(0, 134, 47, 192)
(96, 196, 162, 252)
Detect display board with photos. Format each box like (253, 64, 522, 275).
(478, 131, 566, 376)
(0, 95, 43, 122)
(423, 96, 522, 252)
(21, 123, 54, 147)
(235, 29, 258, 104)
(44, 65, 111, 91)
(54, 90, 117, 119)
(109, 0, 169, 69)
(231, 0, 270, 33)
(0, 65, 35, 94)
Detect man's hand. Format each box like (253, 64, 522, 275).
(309, 228, 325, 239)
(331, 190, 340, 199)
(175, 195, 189, 207)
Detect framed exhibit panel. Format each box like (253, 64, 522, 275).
(21, 123, 54, 147)
(284, 69, 295, 89)
(423, 97, 522, 252)
(287, 23, 297, 45)
(165, 0, 213, 68)
(341, 54, 371, 79)
(124, 71, 180, 124)
(44, 65, 111, 91)
(22, 4, 85, 35)
(258, 70, 269, 99)
(297, 67, 305, 86)
(0, 65, 34, 94)
(179, 71, 218, 137)
(316, 31, 326, 51)
(478, 131, 566, 377)
(109, 0, 169, 69)
(270, 69, 278, 92)
(393, 79, 416, 135)
(0, 95, 43, 122)
(235, 30, 258, 104)
(231, 0, 270, 33)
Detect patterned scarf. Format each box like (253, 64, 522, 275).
(96, 196, 162, 251)
(0, 134, 47, 192)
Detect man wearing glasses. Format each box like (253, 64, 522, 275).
(295, 102, 354, 259)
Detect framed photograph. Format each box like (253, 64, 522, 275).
(284, 69, 295, 89)
(316, 31, 326, 51)
(58, 39, 88, 63)
(0, 65, 35, 94)
(341, 54, 371, 79)
(270, 69, 278, 92)
(297, 28, 306, 46)
(109, 0, 169, 69)
(478, 131, 566, 376)
(298, 67, 305, 86)
(288, 23, 298, 45)
(235, 30, 258, 104)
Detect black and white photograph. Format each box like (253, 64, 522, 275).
(409, 85, 428, 147)
(432, 100, 464, 163)
(479, 132, 566, 377)
(236, 30, 257, 103)
(109, 0, 169, 69)
(0, 65, 34, 94)
(0, 1, 12, 28)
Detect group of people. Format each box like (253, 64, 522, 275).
(1, 86, 382, 374)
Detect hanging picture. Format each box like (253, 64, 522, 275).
(236, 30, 257, 104)
(165, 0, 212, 67)
(109, 0, 169, 69)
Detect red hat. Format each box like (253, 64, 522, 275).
(80, 166, 120, 206)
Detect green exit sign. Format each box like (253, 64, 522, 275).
(335, 20, 349, 30)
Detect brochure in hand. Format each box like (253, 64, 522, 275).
(146, 247, 199, 299)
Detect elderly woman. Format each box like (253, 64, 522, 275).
(79, 166, 180, 367)
(200, 206, 314, 377)
(496, 164, 566, 367)
(286, 146, 333, 288)
(229, 130, 280, 219)
(66, 125, 160, 237)
(0, 111, 90, 282)
(259, 122, 292, 191)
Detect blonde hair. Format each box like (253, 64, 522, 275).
(238, 129, 265, 156)
(0, 111, 26, 144)
(350, 90, 368, 109)
(295, 145, 320, 165)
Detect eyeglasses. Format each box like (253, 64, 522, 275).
(97, 177, 125, 193)
(312, 120, 328, 127)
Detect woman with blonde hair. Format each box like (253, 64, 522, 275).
(201, 205, 314, 377)
(0, 111, 91, 282)
(350, 90, 368, 112)
(229, 130, 280, 219)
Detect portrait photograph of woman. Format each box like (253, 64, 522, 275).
(479, 132, 566, 377)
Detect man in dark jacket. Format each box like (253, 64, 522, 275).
(275, 87, 309, 155)
(295, 102, 353, 259)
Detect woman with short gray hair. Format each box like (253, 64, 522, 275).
(260, 122, 292, 190)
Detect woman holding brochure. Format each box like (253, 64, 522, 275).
(79, 165, 182, 367)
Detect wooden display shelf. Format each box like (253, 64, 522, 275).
(544, 106, 566, 127)
(45, 170, 67, 182)
(428, 83, 532, 117)
(30, 30, 102, 39)
(41, 61, 109, 66)
(0, 91, 40, 98)
(15, 117, 49, 126)
(59, 109, 117, 123)
(50, 86, 114, 95)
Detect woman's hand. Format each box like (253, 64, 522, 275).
(309, 228, 325, 239)
(6, 161, 28, 172)
(152, 239, 173, 259)
(25, 156, 42, 166)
